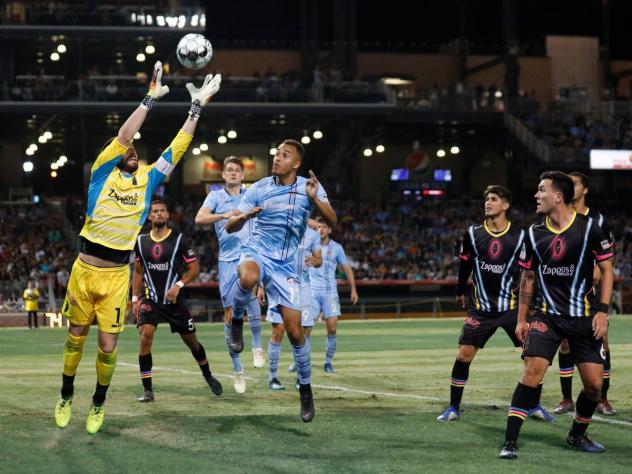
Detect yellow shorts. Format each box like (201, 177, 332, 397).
(62, 258, 130, 333)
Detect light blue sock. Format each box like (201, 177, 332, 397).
(231, 281, 252, 320)
(224, 324, 243, 373)
(292, 342, 311, 385)
(268, 340, 281, 381)
(305, 334, 311, 355)
(326, 335, 336, 364)
(247, 299, 262, 349)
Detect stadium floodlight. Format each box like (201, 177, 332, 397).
(269, 147, 277, 156)
(192, 147, 201, 155)
(59, 155, 68, 164)
(51, 170, 58, 178)
(437, 149, 446, 158)
(51, 162, 59, 170)
(227, 130, 237, 139)
(157, 16, 165, 26)
(136, 53, 146, 62)
(301, 135, 311, 145)
(23, 161, 34, 172)
(178, 15, 186, 28)
(44, 131, 52, 140)
(363, 148, 373, 157)
(38, 135, 47, 144)
(494, 90, 503, 98)
(26, 148, 34, 156)
(200, 143, 208, 151)
(218, 135, 228, 144)
(313, 130, 323, 139)
(134, 132, 141, 140)
(191, 14, 199, 27)
(57, 44, 67, 54)
(376, 145, 385, 153)
(145, 44, 155, 55)
(29, 144, 38, 151)
(450, 146, 460, 154)
(146, 15, 153, 26)
(50, 52, 60, 61)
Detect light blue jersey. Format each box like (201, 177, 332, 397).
(309, 239, 348, 294)
(296, 226, 321, 286)
(238, 176, 327, 261)
(202, 188, 252, 262)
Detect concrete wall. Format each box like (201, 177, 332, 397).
(546, 36, 600, 102)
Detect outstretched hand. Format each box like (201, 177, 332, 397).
(147, 61, 170, 100)
(186, 74, 222, 106)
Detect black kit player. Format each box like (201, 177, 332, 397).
(553, 171, 616, 416)
(132, 200, 222, 402)
(499, 171, 613, 459)
(437, 185, 551, 422)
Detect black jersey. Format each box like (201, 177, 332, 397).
(134, 229, 196, 304)
(519, 212, 613, 317)
(585, 208, 614, 247)
(456, 221, 525, 314)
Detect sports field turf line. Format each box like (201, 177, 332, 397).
(117, 361, 632, 427)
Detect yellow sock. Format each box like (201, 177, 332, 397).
(63, 333, 87, 376)
(96, 347, 117, 386)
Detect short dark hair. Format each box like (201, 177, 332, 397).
(223, 156, 243, 171)
(315, 216, 331, 228)
(150, 199, 168, 211)
(483, 185, 512, 206)
(281, 139, 305, 160)
(569, 171, 589, 189)
(540, 170, 574, 204)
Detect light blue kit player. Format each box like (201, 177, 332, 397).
(195, 156, 264, 395)
(309, 218, 359, 373)
(225, 139, 337, 423)
(264, 219, 322, 391)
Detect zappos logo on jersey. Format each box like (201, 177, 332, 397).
(107, 187, 138, 206)
(541, 264, 575, 277)
(479, 261, 506, 274)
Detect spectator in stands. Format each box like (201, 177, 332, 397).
(22, 280, 40, 329)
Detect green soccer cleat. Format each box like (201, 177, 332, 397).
(54, 396, 72, 428)
(86, 404, 105, 434)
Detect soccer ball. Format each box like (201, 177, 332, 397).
(176, 34, 213, 70)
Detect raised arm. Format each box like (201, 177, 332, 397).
(305, 170, 337, 226)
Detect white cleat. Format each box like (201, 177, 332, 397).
(233, 372, 246, 394)
(253, 348, 266, 368)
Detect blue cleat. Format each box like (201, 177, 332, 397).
(528, 405, 555, 422)
(566, 433, 605, 453)
(436, 406, 461, 422)
(323, 363, 336, 373)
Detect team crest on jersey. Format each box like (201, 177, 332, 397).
(152, 244, 162, 258)
(550, 235, 566, 260)
(488, 239, 502, 259)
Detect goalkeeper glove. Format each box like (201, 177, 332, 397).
(141, 61, 169, 110)
(186, 74, 221, 119)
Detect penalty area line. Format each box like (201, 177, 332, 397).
(117, 362, 632, 427)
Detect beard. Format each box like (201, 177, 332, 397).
(153, 220, 166, 228)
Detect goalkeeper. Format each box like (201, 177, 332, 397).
(54, 61, 221, 434)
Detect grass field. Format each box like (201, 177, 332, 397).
(1, 316, 631, 474)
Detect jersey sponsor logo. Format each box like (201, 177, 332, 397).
(147, 261, 169, 271)
(541, 264, 575, 277)
(266, 202, 301, 211)
(479, 261, 506, 274)
(488, 239, 502, 259)
(550, 235, 566, 260)
(464, 316, 480, 328)
(528, 320, 548, 333)
(107, 187, 139, 206)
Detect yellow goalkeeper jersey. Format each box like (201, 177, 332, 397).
(79, 129, 192, 251)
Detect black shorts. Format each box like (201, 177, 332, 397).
(522, 312, 605, 365)
(458, 309, 521, 349)
(137, 299, 196, 335)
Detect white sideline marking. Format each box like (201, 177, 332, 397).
(117, 362, 632, 427)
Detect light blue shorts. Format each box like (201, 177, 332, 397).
(218, 259, 261, 316)
(267, 283, 313, 327)
(312, 292, 341, 319)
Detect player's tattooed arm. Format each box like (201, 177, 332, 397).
(593, 258, 614, 339)
(516, 269, 535, 344)
(225, 207, 262, 234)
